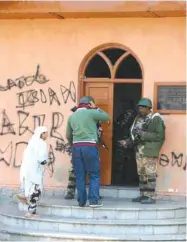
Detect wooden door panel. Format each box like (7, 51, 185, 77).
(84, 81, 113, 185)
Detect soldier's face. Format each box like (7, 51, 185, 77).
(138, 105, 150, 116)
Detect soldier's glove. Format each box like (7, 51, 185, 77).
(133, 129, 143, 138)
(118, 139, 132, 148)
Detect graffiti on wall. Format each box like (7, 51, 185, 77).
(0, 65, 76, 171)
(159, 152, 186, 171)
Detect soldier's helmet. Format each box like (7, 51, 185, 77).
(79, 96, 95, 104)
(137, 98, 152, 108)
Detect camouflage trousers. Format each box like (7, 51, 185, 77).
(66, 166, 76, 196)
(136, 153, 157, 199)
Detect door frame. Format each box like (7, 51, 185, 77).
(78, 43, 144, 185)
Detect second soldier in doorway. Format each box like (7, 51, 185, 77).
(119, 98, 165, 204)
(64, 99, 108, 200)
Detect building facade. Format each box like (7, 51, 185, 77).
(0, 1, 186, 197)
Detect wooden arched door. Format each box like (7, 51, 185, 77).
(79, 44, 143, 185)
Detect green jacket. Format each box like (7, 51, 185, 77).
(66, 108, 109, 144)
(132, 113, 165, 157)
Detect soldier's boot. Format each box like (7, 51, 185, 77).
(132, 195, 147, 202)
(64, 192, 75, 200)
(141, 197, 156, 204)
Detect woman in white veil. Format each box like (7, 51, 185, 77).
(17, 126, 52, 218)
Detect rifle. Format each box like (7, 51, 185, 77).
(70, 106, 109, 152)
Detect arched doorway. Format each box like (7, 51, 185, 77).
(79, 43, 143, 186)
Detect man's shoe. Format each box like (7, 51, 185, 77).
(132, 196, 146, 202)
(64, 193, 75, 200)
(78, 203, 86, 207)
(141, 197, 156, 204)
(89, 200, 103, 208)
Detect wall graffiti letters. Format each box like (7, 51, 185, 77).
(50, 112, 64, 141)
(16, 85, 75, 110)
(55, 140, 72, 156)
(16, 89, 39, 110)
(0, 110, 16, 135)
(0, 65, 49, 92)
(0, 66, 76, 173)
(48, 88, 61, 106)
(33, 114, 46, 130)
(18, 111, 33, 136)
(0, 141, 13, 166)
(159, 152, 186, 171)
(48, 144, 55, 173)
(60, 81, 76, 104)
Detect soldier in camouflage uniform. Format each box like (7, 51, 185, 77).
(64, 165, 76, 199)
(119, 98, 165, 204)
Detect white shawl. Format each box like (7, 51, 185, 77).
(20, 126, 48, 196)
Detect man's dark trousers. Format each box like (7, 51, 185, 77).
(72, 144, 100, 205)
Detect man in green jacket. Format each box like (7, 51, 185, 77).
(119, 98, 165, 204)
(66, 96, 109, 207)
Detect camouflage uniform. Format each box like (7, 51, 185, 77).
(132, 113, 157, 199)
(65, 165, 76, 198)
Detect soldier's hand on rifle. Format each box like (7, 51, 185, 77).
(118, 139, 132, 148)
(118, 140, 127, 147)
(134, 129, 143, 138)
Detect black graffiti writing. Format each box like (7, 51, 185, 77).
(13, 141, 28, 168)
(60, 81, 76, 104)
(40, 89, 47, 103)
(33, 114, 46, 130)
(50, 112, 64, 141)
(159, 154, 169, 167)
(16, 89, 41, 110)
(0, 142, 58, 169)
(18, 111, 33, 136)
(183, 161, 186, 171)
(0, 110, 16, 135)
(0, 141, 13, 166)
(48, 144, 55, 174)
(48, 88, 61, 106)
(2, 110, 66, 138)
(171, 152, 183, 167)
(16, 88, 61, 110)
(159, 152, 185, 170)
(55, 140, 72, 156)
(0, 65, 49, 92)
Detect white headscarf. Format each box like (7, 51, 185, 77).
(27, 126, 48, 152)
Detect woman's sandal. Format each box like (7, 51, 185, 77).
(24, 212, 40, 218)
(16, 194, 29, 205)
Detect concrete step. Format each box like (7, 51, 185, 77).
(0, 205, 186, 236)
(43, 186, 186, 201)
(18, 196, 186, 220)
(0, 223, 186, 242)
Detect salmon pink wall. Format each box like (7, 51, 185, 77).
(0, 17, 185, 195)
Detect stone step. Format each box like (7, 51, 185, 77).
(0, 205, 185, 236)
(1, 187, 186, 201)
(0, 223, 186, 242)
(18, 196, 186, 220)
(71, 186, 140, 199)
(43, 186, 186, 201)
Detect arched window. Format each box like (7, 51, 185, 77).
(83, 47, 142, 79)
